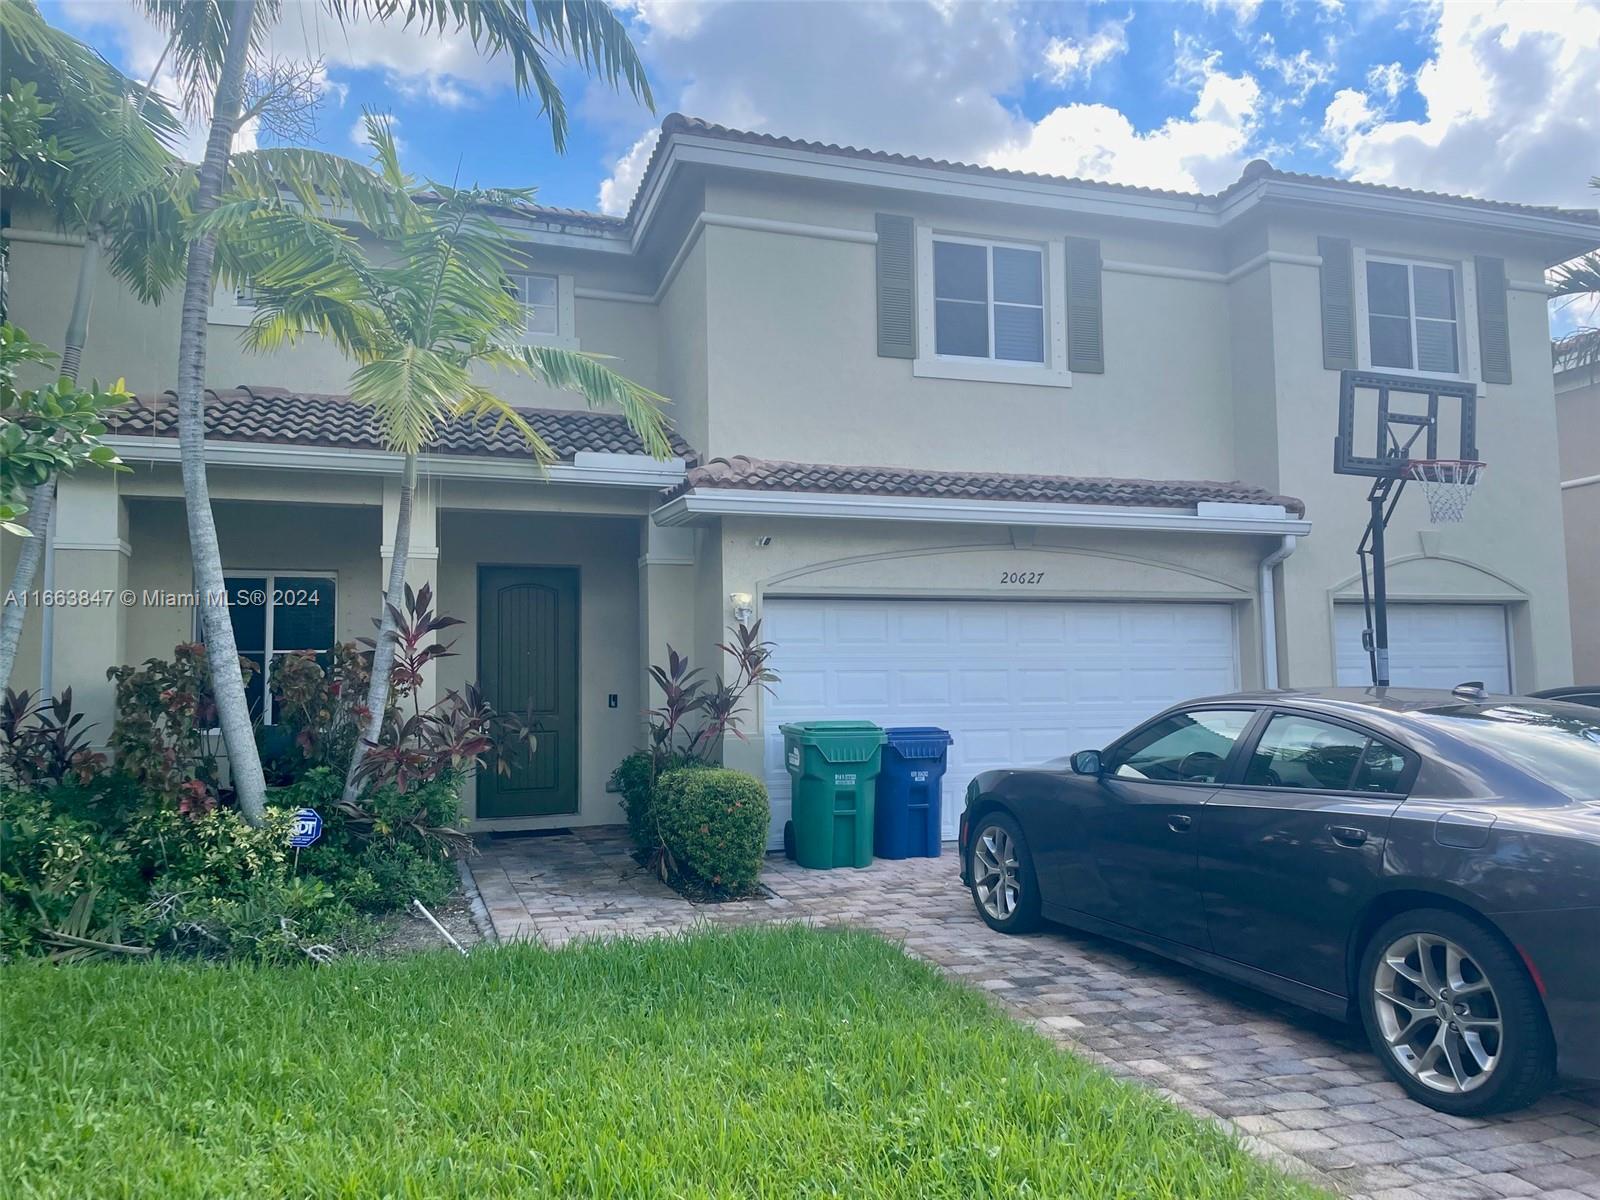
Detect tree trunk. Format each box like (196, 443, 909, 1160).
(175, 0, 268, 825)
(344, 451, 417, 805)
(0, 481, 54, 697)
(0, 232, 101, 695)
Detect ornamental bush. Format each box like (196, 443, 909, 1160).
(655, 768, 769, 897)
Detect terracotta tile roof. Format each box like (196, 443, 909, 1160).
(666, 455, 1305, 517)
(609, 115, 1600, 228)
(107, 386, 695, 462)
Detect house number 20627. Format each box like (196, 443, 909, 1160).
(1000, 571, 1045, 585)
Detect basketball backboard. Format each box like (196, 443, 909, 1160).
(1333, 371, 1480, 478)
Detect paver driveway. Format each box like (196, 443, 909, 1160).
(468, 827, 1600, 1200)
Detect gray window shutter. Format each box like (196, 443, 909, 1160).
(1064, 236, 1104, 374)
(875, 213, 916, 359)
(1317, 236, 1358, 370)
(1474, 255, 1512, 384)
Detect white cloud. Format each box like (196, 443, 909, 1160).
(1201, 0, 1265, 28)
(1365, 61, 1407, 100)
(988, 48, 1263, 192)
(1258, 39, 1335, 105)
(1323, 0, 1600, 208)
(1041, 15, 1131, 85)
(598, 128, 659, 216)
(597, 0, 1027, 212)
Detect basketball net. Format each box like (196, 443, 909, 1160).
(1405, 459, 1484, 524)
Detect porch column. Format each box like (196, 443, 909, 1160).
(381, 472, 440, 711)
(638, 521, 698, 741)
(48, 471, 128, 745)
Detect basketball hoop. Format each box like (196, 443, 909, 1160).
(1405, 459, 1485, 524)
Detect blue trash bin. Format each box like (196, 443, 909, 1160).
(874, 727, 953, 859)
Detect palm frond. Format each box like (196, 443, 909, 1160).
(322, 0, 651, 151)
(496, 343, 673, 460)
(1551, 253, 1600, 300)
(132, 0, 282, 119)
(227, 146, 409, 238)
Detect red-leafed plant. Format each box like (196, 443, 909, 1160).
(0, 687, 106, 787)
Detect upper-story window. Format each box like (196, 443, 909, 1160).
(505, 269, 578, 349)
(208, 278, 260, 327)
(914, 227, 1070, 388)
(932, 238, 1045, 364)
(1364, 257, 1460, 375)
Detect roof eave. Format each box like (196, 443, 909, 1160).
(653, 487, 1312, 535)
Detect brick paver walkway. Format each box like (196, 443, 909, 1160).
(469, 828, 1600, 1200)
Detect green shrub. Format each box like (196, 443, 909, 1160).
(610, 750, 658, 852)
(655, 768, 770, 896)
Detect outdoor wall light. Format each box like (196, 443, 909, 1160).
(730, 592, 754, 623)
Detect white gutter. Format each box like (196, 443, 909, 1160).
(104, 437, 686, 489)
(1560, 473, 1600, 491)
(652, 489, 1312, 537)
(1257, 535, 1298, 690)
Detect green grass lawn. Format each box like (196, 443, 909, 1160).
(2, 926, 1322, 1199)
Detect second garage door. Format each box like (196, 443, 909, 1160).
(760, 598, 1240, 846)
(1334, 603, 1511, 691)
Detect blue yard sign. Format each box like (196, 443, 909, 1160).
(289, 807, 323, 848)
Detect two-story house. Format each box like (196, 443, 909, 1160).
(5, 114, 1597, 844)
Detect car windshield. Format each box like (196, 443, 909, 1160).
(1420, 703, 1600, 798)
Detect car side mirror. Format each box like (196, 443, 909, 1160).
(1070, 749, 1102, 776)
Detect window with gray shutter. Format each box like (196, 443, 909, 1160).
(1474, 255, 1513, 384)
(1063, 236, 1103, 374)
(875, 213, 916, 358)
(1318, 236, 1359, 370)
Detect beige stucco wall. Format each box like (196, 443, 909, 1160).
(696, 176, 1238, 479)
(1247, 215, 1573, 690)
(1, 216, 663, 411)
(1556, 368, 1600, 679)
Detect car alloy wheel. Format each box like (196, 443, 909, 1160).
(972, 825, 1021, 921)
(1372, 932, 1503, 1095)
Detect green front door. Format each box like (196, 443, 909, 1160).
(477, 566, 579, 818)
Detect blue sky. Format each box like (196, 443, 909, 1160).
(44, 0, 1600, 336)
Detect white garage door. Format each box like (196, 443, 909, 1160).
(761, 598, 1239, 846)
(1334, 603, 1510, 691)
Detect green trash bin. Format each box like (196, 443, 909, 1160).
(781, 721, 886, 869)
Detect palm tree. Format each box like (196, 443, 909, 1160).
(215, 114, 671, 804)
(0, 0, 183, 697)
(1551, 175, 1600, 375)
(134, 0, 653, 825)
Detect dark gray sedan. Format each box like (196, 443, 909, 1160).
(959, 688, 1600, 1115)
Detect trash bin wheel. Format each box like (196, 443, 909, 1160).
(783, 820, 796, 860)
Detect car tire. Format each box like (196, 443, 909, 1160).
(967, 811, 1041, 935)
(1358, 908, 1554, 1116)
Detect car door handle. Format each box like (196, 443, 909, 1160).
(1329, 825, 1369, 848)
(1167, 814, 1193, 833)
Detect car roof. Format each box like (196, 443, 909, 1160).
(1181, 686, 1533, 718)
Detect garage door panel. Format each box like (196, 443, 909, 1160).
(762, 597, 1239, 846)
(1335, 604, 1509, 691)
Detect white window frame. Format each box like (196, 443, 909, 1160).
(1354, 249, 1480, 384)
(201, 571, 339, 725)
(207, 279, 260, 328)
(507, 270, 578, 350)
(913, 226, 1070, 388)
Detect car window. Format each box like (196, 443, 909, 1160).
(1108, 709, 1254, 783)
(1244, 714, 1405, 793)
(1420, 704, 1600, 799)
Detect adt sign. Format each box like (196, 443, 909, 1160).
(288, 807, 323, 848)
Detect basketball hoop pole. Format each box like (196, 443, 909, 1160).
(1358, 473, 1407, 687)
